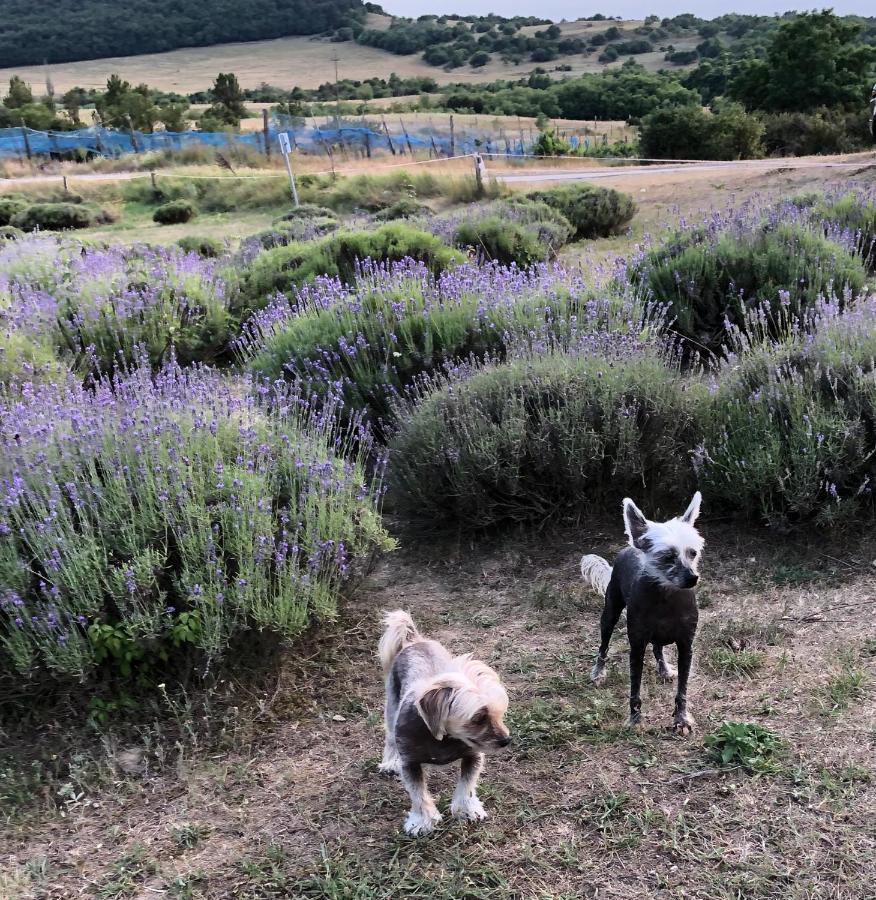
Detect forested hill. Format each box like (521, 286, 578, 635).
(0, 0, 367, 66)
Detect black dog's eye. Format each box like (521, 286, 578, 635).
(685, 548, 698, 560)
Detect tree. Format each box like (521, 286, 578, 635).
(639, 102, 763, 160)
(4, 75, 33, 109)
(205, 72, 247, 125)
(729, 10, 876, 112)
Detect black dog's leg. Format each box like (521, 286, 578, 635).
(672, 639, 696, 734)
(653, 644, 676, 681)
(628, 639, 647, 725)
(591, 581, 624, 684)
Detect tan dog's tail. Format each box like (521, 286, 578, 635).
(580, 554, 612, 596)
(378, 610, 422, 673)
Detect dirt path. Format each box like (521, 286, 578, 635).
(2, 521, 874, 898)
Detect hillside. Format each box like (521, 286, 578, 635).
(0, 0, 365, 67)
(0, 19, 704, 96)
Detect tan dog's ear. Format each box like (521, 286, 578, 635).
(416, 685, 453, 740)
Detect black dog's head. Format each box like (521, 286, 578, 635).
(623, 493, 704, 590)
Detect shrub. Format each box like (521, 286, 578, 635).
(176, 235, 224, 258)
(639, 103, 764, 161)
(241, 261, 637, 426)
(760, 108, 869, 157)
(634, 223, 867, 358)
(453, 217, 546, 266)
(0, 225, 23, 241)
(810, 192, 876, 271)
(242, 222, 464, 301)
(696, 298, 876, 526)
(0, 361, 390, 681)
(527, 183, 636, 239)
(389, 342, 697, 529)
(0, 236, 236, 373)
(0, 196, 28, 226)
(10, 202, 96, 232)
(153, 199, 197, 225)
(373, 198, 432, 221)
(275, 204, 338, 222)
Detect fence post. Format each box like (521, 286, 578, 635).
(263, 109, 271, 161)
(381, 116, 396, 155)
(125, 116, 140, 152)
(20, 120, 32, 162)
(449, 114, 455, 157)
(150, 172, 158, 194)
(399, 118, 414, 157)
(473, 153, 486, 197)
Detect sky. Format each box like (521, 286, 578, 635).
(382, 1, 872, 18)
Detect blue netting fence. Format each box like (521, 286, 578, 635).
(0, 116, 531, 159)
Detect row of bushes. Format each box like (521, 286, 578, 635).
(0, 194, 111, 232)
(388, 296, 876, 530)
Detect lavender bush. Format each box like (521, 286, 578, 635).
(0, 359, 390, 680)
(388, 332, 696, 529)
(696, 298, 876, 526)
(239, 258, 645, 427)
(0, 235, 236, 378)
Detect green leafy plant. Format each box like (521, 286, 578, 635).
(705, 721, 784, 773)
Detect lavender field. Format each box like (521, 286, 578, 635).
(1, 173, 875, 897)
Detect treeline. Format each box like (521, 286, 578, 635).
(0, 0, 365, 66)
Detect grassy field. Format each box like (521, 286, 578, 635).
(0, 17, 701, 94)
(2, 521, 873, 897)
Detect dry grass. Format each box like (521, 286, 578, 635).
(0, 18, 701, 95)
(1, 518, 874, 899)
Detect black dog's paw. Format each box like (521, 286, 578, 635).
(671, 711, 696, 736)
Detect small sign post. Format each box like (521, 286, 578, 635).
(277, 131, 299, 208)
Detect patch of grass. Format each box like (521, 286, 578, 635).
(770, 564, 824, 586)
(171, 821, 211, 851)
(508, 696, 623, 754)
(95, 844, 157, 900)
(816, 669, 867, 717)
(165, 870, 207, 899)
(862, 638, 876, 657)
(705, 721, 784, 774)
(704, 646, 766, 678)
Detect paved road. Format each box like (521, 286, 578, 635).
(2, 155, 873, 191)
(496, 157, 876, 184)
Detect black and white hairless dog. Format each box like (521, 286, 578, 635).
(377, 610, 511, 835)
(581, 493, 704, 734)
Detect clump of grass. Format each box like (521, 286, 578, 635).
(705, 646, 766, 678)
(507, 696, 622, 754)
(171, 822, 210, 851)
(816, 669, 867, 717)
(705, 721, 784, 774)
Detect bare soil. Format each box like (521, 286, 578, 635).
(2, 517, 874, 899)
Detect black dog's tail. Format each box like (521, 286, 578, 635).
(580, 554, 612, 596)
(378, 610, 422, 674)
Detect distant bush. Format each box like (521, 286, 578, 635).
(389, 344, 696, 529)
(373, 198, 432, 221)
(242, 222, 464, 300)
(0, 361, 390, 682)
(635, 223, 867, 358)
(275, 204, 338, 222)
(639, 103, 764, 160)
(10, 203, 96, 232)
(0, 225, 23, 241)
(153, 199, 197, 225)
(454, 217, 546, 266)
(0, 197, 28, 226)
(526, 183, 635, 239)
(177, 235, 224, 257)
(760, 108, 869, 157)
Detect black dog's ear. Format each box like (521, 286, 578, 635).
(623, 498, 650, 550)
(681, 491, 702, 525)
(416, 685, 453, 740)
